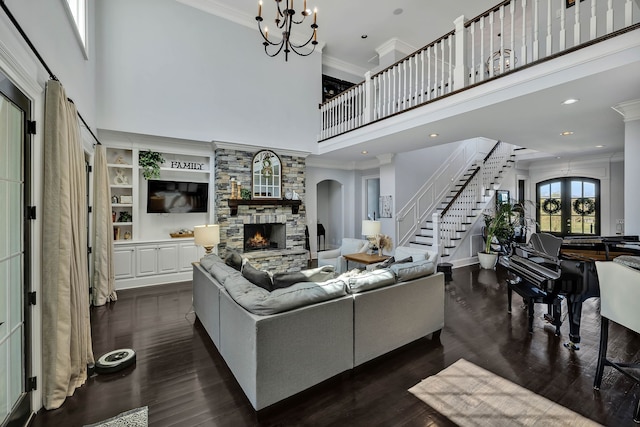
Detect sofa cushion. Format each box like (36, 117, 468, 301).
(345, 268, 396, 294)
(340, 238, 369, 256)
(272, 265, 336, 290)
(223, 274, 348, 316)
(242, 262, 273, 291)
(225, 249, 244, 271)
(201, 255, 240, 285)
(394, 246, 437, 263)
(199, 253, 223, 271)
(390, 260, 436, 282)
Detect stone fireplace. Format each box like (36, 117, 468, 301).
(215, 147, 308, 272)
(243, 223, 286, 252)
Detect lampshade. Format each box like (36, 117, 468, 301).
(194, 224, 220, 254)
(362, 220, 381, 237)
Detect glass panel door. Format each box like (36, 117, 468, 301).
(0, 73, 31, 427)
(537, 177, 600, 236)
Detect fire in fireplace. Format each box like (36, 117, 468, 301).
(244, 223, 286, 252)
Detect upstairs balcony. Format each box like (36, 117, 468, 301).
(319, 0, 639, 142)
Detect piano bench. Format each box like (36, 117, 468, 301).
(507, 281, 563, 335)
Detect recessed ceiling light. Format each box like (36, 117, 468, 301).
(361, 34, 368, 39)
(429, 133, 438, 138)
(361, 150, 368, 154)
(393, 8, 403, 15)
(561, 131, 574, 136)
(562, 98, 579, 105)
(596, 145, 605, 148)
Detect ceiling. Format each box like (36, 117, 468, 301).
(179, 0, 640, 164)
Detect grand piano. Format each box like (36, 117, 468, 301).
(499, 235, 640, 349)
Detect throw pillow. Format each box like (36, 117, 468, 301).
(224, 249, 243, 271)
(272, 271, 309, 290)
(378, 257, 395, 268)
(390, 256, 412, 266)
(242, 262, 273, 291)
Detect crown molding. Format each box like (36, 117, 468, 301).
(375, 38, 416, 59)
(176, 0, 252, 29)
(612, 99, 640, 121)
(213, 140, 311, 158)
(322, 55, 368, 79)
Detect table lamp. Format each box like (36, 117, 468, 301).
(362, 219, 381, 237)
(194, 224, 220, 254)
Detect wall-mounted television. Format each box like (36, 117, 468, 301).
(147, 180, 209, 213)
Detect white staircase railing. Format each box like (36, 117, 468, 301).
(319, 0, 639, 141)
(415, 141, 515, 258)
(396, 139, 489, 247)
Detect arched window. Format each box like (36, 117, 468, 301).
(252, 150, 281, 199)
(537, 177, 600, 236)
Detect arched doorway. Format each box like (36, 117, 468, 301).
(316, 179, 343, 251)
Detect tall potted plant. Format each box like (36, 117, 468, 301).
(478, 199, 535, 269)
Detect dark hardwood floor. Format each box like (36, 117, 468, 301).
(29, 264, 639, 426)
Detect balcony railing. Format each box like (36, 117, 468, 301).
(319, 0, 639, 141)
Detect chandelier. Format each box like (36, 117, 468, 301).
(256, 0, 318, 61)
(486, 49, 517, 76)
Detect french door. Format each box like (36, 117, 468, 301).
(537, 177, 600, 236)
(0, 72, 32, 427)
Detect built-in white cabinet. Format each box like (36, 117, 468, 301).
(113, 239, 204, 289)
(178, 242, 201, 272)
(113, 245, 135, 280)
(135, 244, 178, 277)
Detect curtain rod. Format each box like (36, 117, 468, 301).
(1, 0, 102, 146)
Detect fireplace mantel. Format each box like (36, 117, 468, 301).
(227, 199, 301, 216)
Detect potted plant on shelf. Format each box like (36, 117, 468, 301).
(139, 150, 165, 180)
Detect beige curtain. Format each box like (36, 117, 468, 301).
(42, 80, 94, 410)
(92, 145, 117, 305)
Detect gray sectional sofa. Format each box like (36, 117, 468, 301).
(192, 248, 445, 411)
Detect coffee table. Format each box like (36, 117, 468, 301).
(343, 252, 390, 270)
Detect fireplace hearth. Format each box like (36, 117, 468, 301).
(244, 223, 286, 252)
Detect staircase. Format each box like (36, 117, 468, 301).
(408, 141, 515, 258)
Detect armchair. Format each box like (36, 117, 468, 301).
(317, 238, 369, 273)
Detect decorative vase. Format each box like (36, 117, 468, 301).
(478, 251, 498, 269)
(378, 248, 382, 256)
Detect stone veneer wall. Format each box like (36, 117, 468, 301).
(215, 148, 308, 272)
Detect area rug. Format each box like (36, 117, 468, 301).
(84, 406, 148, 427)
(409, 359, 601, 426)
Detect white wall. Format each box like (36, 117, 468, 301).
(394, 141, 461, 209)
(95, 0, 322, 152)
(306, 166, 358, 256)
(610, 160, 625, 234)
(624, 118, 640, 235)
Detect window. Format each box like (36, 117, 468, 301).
(63, 0, 88, 57)
(537, 177, 600, 236)
(252, 150, 281, 199)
